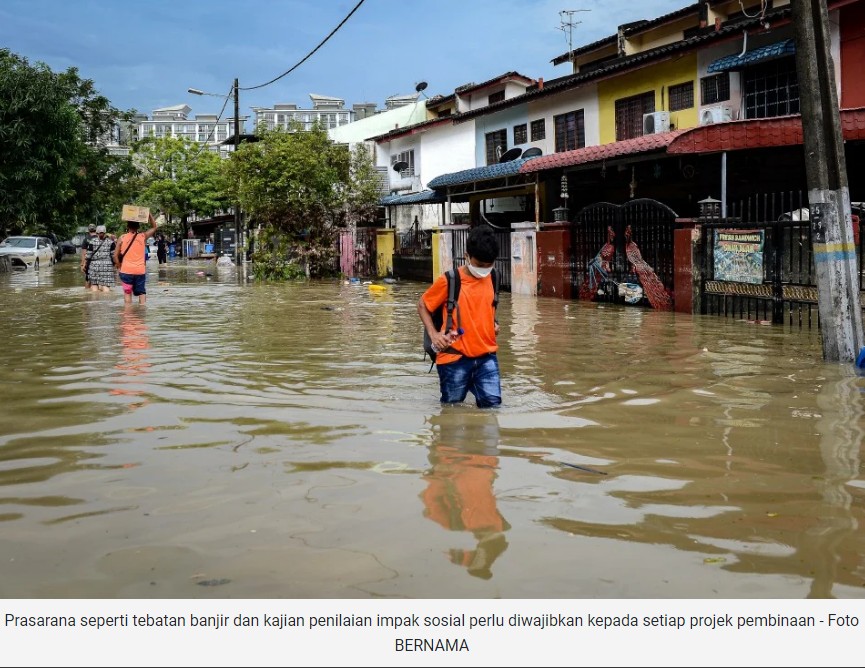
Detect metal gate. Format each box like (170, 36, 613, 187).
(451, 223, 512, 291)
(338, 227, 378, 278)
(572, 198, 677, 310)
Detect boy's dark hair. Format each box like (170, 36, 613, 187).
(466, 225, 498, 263)
(127, 221, 140, 231)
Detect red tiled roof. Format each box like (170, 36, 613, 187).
(519, 130, 685, 173)
(668, 108, 865, 154)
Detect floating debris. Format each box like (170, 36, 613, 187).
(558, 461, 607, 475)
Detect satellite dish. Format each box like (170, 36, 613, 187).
(522, 147, 543, 158)
(499, 147, 523, 163)
(415, 81, 428, 93)
(392, 160, 409, 172)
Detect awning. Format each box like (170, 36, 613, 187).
(379, 190, 445, 206)
(667, 108, 865, 154)
(427, 158, 529, 189)
(707, 38, 796, 73)
(519, 130, 684, 174)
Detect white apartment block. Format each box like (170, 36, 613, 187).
(137, 105, 248, 156)
(253, 94, 355, 132)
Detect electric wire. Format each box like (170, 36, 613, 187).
(241, 0, 367, 92)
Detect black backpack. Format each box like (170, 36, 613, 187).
(423, 267, 499, 371)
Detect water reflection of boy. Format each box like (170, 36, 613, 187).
(420, 411, 510, 580)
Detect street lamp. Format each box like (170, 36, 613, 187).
(188, 80, 244, 276)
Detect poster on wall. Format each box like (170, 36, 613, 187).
(713, 229, 765, 285)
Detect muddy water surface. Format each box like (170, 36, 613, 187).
(1, 261, 864, 598)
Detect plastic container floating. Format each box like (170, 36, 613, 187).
(368, 284, 387, 292)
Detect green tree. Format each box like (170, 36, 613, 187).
(228, 123, 381, 279)
(0, 49, 135, 238)
(132, 136, 230, 236)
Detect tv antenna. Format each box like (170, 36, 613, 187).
(558, 9, 590, 74)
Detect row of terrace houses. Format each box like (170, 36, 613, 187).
(360, 0, 865, 235)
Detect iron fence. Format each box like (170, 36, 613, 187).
(700, 191, 864, 327)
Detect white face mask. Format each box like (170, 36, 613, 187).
(466, 262, 493, 279)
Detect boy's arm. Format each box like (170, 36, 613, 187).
(417, 296, 453, 352)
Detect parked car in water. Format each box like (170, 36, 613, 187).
(59, 239, 78, 255)
(0, 236, 56, 270)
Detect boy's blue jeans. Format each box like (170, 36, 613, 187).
(437, 353, 501, 408)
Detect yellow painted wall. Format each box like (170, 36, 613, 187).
(597, 53, 699, 144)
(376, 229, 394, 277)
(432, 232, 442, 279)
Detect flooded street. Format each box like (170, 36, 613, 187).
(1, 260, 864, 599)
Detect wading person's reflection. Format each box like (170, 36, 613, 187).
(111, 306, 151, 410)
(421, 411, 510, 580)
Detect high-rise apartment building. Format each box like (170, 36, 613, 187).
(137, 105, 248, 156)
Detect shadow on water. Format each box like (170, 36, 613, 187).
(0, 260, 864, 597)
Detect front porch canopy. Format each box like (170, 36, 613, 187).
(707, 38, 796, 73)
(667, 108, 865, 154)
(520, 131, 685, 174)
(426, 158, 536, 201)
(380, 190, 445, 206)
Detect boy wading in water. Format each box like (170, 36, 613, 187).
(417, 225, 501, 408)
(113, 213, 160, 305)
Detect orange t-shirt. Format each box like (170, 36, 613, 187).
(421, 266, 498, 365)
(118, 232, 146, 275)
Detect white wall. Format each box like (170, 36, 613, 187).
(328, 102, 427, 146)
(697, 42, 746, 120)
(421, 121, 475, 190)
(526, 83, 600, 154)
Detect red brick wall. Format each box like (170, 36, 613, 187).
(841, 3, 865, 109)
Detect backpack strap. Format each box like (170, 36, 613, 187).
(491, 267, 499, 324)
(444, 268, 461, 332)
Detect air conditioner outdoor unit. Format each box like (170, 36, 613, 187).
(642, 111, 670, 135)
(699, 105, 733, 125)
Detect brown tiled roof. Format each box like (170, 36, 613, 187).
(552, 2, 702, 65)
(366, 117, 453, 143)
(520, 130, 685, 173)
(453, 71, 535, 96)
(667, 108, 865, 154)
(457, 5, 792, 125)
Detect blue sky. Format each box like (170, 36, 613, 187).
(1, 0, 684, 121)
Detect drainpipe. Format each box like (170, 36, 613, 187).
(721, 151, 728, 218)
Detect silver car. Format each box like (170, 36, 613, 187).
(0, 236, 56, 270)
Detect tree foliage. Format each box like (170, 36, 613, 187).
(132, 136, 230, 235)
(228, 123, 381, 279)
(0, 49, 135, 238)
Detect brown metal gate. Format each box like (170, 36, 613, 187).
(572, 198, 677, 309)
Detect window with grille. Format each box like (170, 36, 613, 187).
(743, 58, 800, 119)
(513, 123, 527, 145)
(488, 90, 505, 104)
(530, 119, 545, 141)
(615, 91, 655, 140)
(391, 149, 415, 178)
(485, 129, 507, 164)
(701, 73, 731, 105)
(553, 110, 585, 152)
(669, 81, 694, 111)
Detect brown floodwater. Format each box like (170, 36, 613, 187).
(1, 259, 864, 599)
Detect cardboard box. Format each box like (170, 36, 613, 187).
(121, 204, 150, 224)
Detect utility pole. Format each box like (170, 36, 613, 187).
(792, 0, 863, 362)
(232, 77, 248, 283)
(558, 9, 590, 75)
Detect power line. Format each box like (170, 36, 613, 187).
(241, 0, 368, 92)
